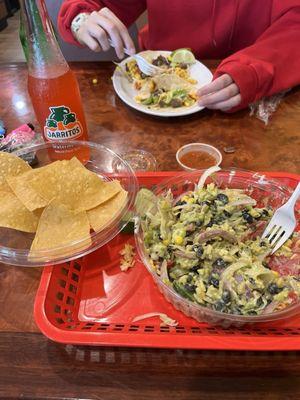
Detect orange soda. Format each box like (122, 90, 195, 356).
(21, 0, 89, 162)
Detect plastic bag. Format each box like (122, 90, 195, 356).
(249, 90, 289, 125)
(0, 124, 43, 166)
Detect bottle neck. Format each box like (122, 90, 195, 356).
(20, 0, 68, 78)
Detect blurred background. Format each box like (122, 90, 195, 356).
(0, 0, 146, 63)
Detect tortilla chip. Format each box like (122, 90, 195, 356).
(30, 201, 92, 257)
(0, 190, 40, 232)
(10, 157, 120, 212)
(0, 151, 31, 192)
(7, 168, 48, 211)
(88, 184, 128, 232)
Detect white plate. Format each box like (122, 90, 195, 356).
(112, 50, 213, 117)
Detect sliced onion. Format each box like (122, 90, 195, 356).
(160, 260, 170, 283)
(228, 198, 257, 207)
(262, 301, 279, 314)
(257, 250, 271, 262)
(197, 229, 237, 244)
(132, 313, 178, 327)
(174, 250, 197, 259)
(198, 166, 221, 189)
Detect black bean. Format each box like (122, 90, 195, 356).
(223, 210, 232, 218)
(214, 300, 226, 312)
(175, 200, 187, 206)
(208, 276, 219, 288)
(212, 258, 227, 269)
(158, 256, 164, 262)
(222, 290, 231, 304)
(259, 241, 266, 247)
(205, 220, 214, 228)
(232, 308, 243, 315)
(195, 220, 202, 227)
(190, 265, 200, 273)
(268, 283, 282, 295)
(216, 193, 229, 204)
(242, 211, 254, 224)
(261, 209, 269, 217)
(184, 283, 196, 293)
(187, 274, 193, 283)
(256, 297, 264, 307)
(192, 244, 204, 257)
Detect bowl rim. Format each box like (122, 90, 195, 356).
(176, 143, 222, 171)
(135, 168, 300, 323)
(2, 140, 138, 266)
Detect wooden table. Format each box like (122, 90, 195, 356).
(0, 62, 300, 399)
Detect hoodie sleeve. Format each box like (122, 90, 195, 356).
(58, 0, 146, 46)
(214, 2, 300, 112)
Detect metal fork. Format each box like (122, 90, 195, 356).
(108, 39, 163, 76)
(262, 182, 300, 254)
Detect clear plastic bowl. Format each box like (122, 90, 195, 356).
(135, 169, 300, 327)
(1, 141, 138, 267)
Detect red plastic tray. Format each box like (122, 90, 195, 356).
(34, 171, 300, 350)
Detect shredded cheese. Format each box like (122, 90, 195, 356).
(132, 312, 178, 327)
(119, 243, 136, 271)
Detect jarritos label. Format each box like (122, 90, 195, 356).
(44, 106, 83, 141)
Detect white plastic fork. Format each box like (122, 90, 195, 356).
(262, 182, 300, 254)
(108, 39, 163, 76)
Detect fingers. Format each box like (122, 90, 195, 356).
(78, 27, 101, 52)
(198, 83, 239, 106)
(197, 73, 241, 111)
(86, 22, 110, 51)
(203, 94, 242, 111)
(95, 14, 125, 59)
(100, 8, 136, 55)
(76, 8, 136, 58)
(197, 74, 233, 97)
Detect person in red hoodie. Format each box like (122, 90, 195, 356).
(58, 0, 300, 112)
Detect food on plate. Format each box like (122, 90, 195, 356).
(140, 178, 300, 316)
(0, 152, 128, 260)
(125, 49, 198, 109)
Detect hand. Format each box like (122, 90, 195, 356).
(197, 74, 241, 111)
(76, 7, 136, 59)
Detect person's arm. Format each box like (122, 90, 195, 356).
(198, 2, 300, 112)
(58, 0, 146, 57)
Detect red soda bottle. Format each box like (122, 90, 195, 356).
(20, 0, 89, 162)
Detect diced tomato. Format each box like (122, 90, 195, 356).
(288, 291, 298, 303)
